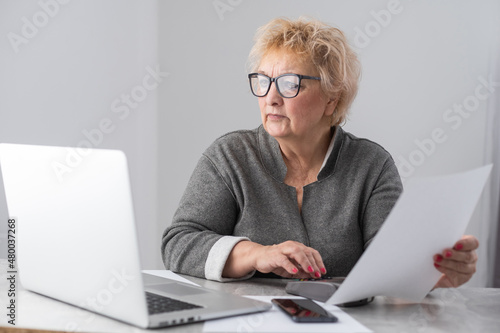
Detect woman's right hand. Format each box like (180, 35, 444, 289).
(223, 240, 326, 279)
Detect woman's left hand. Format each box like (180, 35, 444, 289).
(433, 235, 479, 288)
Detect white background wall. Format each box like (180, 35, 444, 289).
(1, 0, 499, 287)
(0, 0, 159, 268)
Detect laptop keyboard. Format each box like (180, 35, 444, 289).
(146, 292, 202, 315)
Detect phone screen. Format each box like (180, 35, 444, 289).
(271, 298, 338, 323)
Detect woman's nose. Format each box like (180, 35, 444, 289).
(265, 81, 283, 106)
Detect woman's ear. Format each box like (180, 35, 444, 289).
(325, 96, 339, 117)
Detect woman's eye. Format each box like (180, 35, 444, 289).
(283, 81, 299, 90)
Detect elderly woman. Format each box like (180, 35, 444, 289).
(162, 17, 478, 288)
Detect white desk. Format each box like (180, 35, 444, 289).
(1, 264, 500, 332)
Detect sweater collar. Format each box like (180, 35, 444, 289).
(257, 125, 344, 182)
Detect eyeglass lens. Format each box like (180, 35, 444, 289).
(250, 74, 300, 98)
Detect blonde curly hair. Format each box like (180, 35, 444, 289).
(248, 17, 361, 126)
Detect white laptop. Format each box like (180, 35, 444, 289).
(0, 143, 271, 328)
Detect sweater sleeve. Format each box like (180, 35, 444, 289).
(161, 155, 254, 281)
(361, 157, 403, 248)
(205, 236, 255, 281)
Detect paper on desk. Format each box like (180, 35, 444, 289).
(329, 165, 492, 305)
(203, 295, 372, 333)
(141, 270, 200, 286)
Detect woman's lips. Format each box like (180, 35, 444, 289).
(267, 113, 286, 121)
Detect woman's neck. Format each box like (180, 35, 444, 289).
(278, 127, 333, 176)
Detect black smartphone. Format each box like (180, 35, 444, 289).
(271, 298, 338, 323)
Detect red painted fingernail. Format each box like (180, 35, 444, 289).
(292, 267, 298, 273)
(321, 268, 326, 274)
(436, 255, 443, 262)
(445, 250, 452, 258)
(308, 266, 313, 272)
(434, 263, 441, 268)
(315, 272, 321, 278)
(455, 243, 463, 250)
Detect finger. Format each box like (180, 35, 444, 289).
(303, 252, 322, 278)
(280, 243, 317, 278)
(271, 267, 303, 279)
(275, 254, 301, 276)
(434, 255, 476, 275)
(278, 241, 325, 278)
(438, 248, 477, 264)
(254, 245, 301, 276)
(298, 251, 324, 278)
(288, 259, 320, 279)
(272, 264, 314, 279)
(309, 250, 327, 276)
(433, 264, 472, 287)
(454, 235, 479, 251)
(295, 255, 317, 278)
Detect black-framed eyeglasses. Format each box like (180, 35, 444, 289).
(248, 73, 321, 98)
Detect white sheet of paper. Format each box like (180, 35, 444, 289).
(203, 295, 372, 333)
(329, 165, 492, 305)
(141, 269, 200, 286)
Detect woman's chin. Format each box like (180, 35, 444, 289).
(264, 122, 290, 138)
(265, 127, 289, 139)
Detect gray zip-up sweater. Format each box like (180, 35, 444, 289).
(162, 125, 403, 281)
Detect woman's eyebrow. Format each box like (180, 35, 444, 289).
(256, 69, 296, 76)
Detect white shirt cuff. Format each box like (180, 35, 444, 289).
(204, 236, 255, 282)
